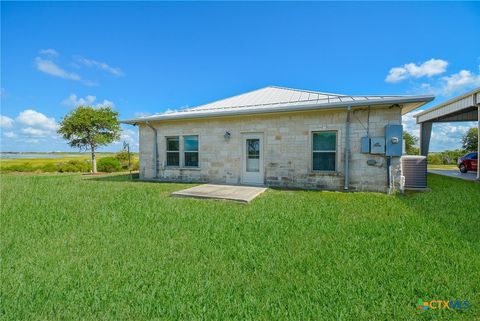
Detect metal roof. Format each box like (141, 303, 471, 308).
(415, 87, 479, 123)
(122, 86, 434, 124)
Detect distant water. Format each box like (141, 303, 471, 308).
(0, 153, 83, 159)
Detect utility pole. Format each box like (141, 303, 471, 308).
(123, 141, 132, 180)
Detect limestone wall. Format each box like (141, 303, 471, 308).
(138, 106, 403, 192)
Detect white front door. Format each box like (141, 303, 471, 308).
(242, 134, 264, 185)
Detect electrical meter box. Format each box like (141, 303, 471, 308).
(370, 137, 385, 154)
(361, 137, 370, 153)
(385, 124, 403, 156)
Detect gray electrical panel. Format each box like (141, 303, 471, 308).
(385, 125, 403, 156)
(361, 137, 370, 153)
(370, 137, 385, 154)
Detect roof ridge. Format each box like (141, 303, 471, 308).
(267, 85, 344, 97)
(269, 85, 407, 98)
(189, 86, 271, 111)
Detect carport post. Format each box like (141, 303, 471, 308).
(420, 122, 432, 156)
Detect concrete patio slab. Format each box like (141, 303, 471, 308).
(171, 184, 267, 203)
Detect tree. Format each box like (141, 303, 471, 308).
(58, 106, 120, 173)
(403, 130, 419, 155)
(461, 127, 478, 152)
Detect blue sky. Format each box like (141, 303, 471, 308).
(1, 1, 479, 152)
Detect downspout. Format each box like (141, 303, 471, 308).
(344, 106, 352, 190)
(386, 157, 391, 192)
(145, 121, 158, 178)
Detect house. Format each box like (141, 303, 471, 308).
(122, 86, 434, 192)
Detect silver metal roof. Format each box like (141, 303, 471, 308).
(415, 87, 479, 123)
(122, 86, 434, 124)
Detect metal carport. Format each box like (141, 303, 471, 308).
(415, 87, 479, 180)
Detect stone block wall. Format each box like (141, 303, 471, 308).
(138, 106, 403, 192)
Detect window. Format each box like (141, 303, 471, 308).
(165, 135, 199, 168)
(166, 137, 179, 166)
(312, 131, 337, 171)
(246, 138, 260, 172)
(184, 135, 199, 167)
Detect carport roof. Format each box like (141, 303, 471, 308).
(416, 87, 479, 123)
(122, 86, 434, 124)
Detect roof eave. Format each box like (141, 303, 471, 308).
(121, 95, 434, 124)
(414, 87, 480, 118)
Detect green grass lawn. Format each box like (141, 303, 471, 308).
(1, 173, 479, 320)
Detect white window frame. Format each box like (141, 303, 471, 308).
(312, 130, 337, 172)
(164, 135, 200, 168)
(183, 135, 199, 168)
(166, 136, 180, 167)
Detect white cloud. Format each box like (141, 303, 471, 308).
(62, 94, 97, 107)
(0, 115, 14, 128)
(34, 51, 97, 86)
(39, 48, 59, 57)
(20, 127, 50, 137)
(440, 70, 480, 95)
(430, 122, 477, 151)
(34, 57, 81, 81)
(413, 68, 480, 97)
(2, 110, 60, 143)
(386, 59, 448, 83)
(403, 111, 476, 151)
(62, 94, 114, 108)
(120, 128, 135, 140)
(34, 49, 122, 86)
(96, 99, 114, 107)
(119, 128, 139, 147)
(386, 67, 409, 83)
(75, 56, 124, 77)
(3, 131, 17, 138)
(16, 109, 58, 131)
(133, 112, 151, 118)
(402, 113, 420, 138)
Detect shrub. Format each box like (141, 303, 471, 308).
(115, 150, 138, 170)
(41, 163, 59, 172)
(115, 150, 129, 164)
(97, 157, 121, 172)
(427, 150, 465, 165)
(1, 159, 92, 173)
(57, 160, 92, 173)
(131, 159, 140, 171)
(115, 151, 140, 171)
(1, 164, 37, 172)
